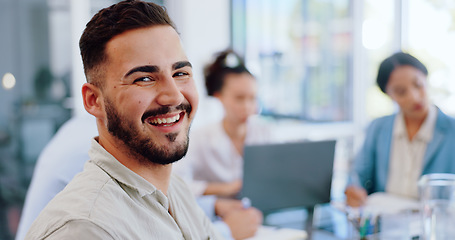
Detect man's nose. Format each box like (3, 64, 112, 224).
(155, 77, 184, 106)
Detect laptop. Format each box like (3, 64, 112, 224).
(240, 140, 336, 215)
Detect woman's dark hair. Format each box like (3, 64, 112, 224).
(204, 49, 252, 96)
(79, 0, 175, 86)
(376, 51, 428, 93)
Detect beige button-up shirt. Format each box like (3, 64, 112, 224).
(386, 105, 437, 199)
(25, 138, 223, 240)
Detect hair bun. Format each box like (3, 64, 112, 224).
(204, 49, 251, 96)
(224, 52, 241, 68)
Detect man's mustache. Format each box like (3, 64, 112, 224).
(141, 103, 192, 123)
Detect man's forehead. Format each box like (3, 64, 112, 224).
(105, 25, 187, 69)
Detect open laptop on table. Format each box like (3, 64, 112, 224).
(240, 139, 336, 215)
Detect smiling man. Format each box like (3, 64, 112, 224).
(25, 1, 222, 239)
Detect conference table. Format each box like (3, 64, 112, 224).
(250, 193, 422, 240)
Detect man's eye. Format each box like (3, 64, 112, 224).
(133, 77, 154, 83)
(173, 72, 189, 77)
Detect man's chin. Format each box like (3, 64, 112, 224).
(139, 140, 189, 166)
(145, 152, 185, 165)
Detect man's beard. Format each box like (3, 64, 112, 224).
(104, 98, 191, 165)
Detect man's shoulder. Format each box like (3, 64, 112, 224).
(25, 161, 122, 238)
(170, 173, 192, 193)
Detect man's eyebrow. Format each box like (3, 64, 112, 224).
(173, 61, 192, 70)
(125, 65, 159, 77)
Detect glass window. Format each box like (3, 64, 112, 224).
(406, 0, 455, 116)
(232, 0, 354, 122)
(363, 0, 397, 120)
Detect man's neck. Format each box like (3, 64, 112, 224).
(129, 161, 172, 195)
(97, 130, 172, 195)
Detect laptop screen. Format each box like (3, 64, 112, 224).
(240, 140, 336, 214)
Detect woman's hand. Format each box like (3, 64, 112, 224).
(204, 179, 242, 197)
(222, 207, 263, 240)
(345, 185, 367, 207)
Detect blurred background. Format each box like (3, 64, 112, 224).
(2, 0, 455, 239)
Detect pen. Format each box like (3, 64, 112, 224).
(359, 213, 374, 239)
(359, 217, 369, 238)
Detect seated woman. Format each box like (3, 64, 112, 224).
(174, 49, 274, 198)
(173, 49, 270, 239)
(345, 52, 455, 207)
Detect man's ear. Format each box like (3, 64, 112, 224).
(82, 83, 104, 118)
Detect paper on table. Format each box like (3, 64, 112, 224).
(246, 226, 307, 240)
(363, 192, 420, 215)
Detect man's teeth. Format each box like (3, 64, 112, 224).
(149, 114, 180, 125)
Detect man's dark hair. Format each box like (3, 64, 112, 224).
(204, 49, 252, 96)
(79, 0, 176, 86)
(376, 51, 428, 93)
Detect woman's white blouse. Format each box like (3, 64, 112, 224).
(173, 117, 273, 196)
(386, 105, 437, 199)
